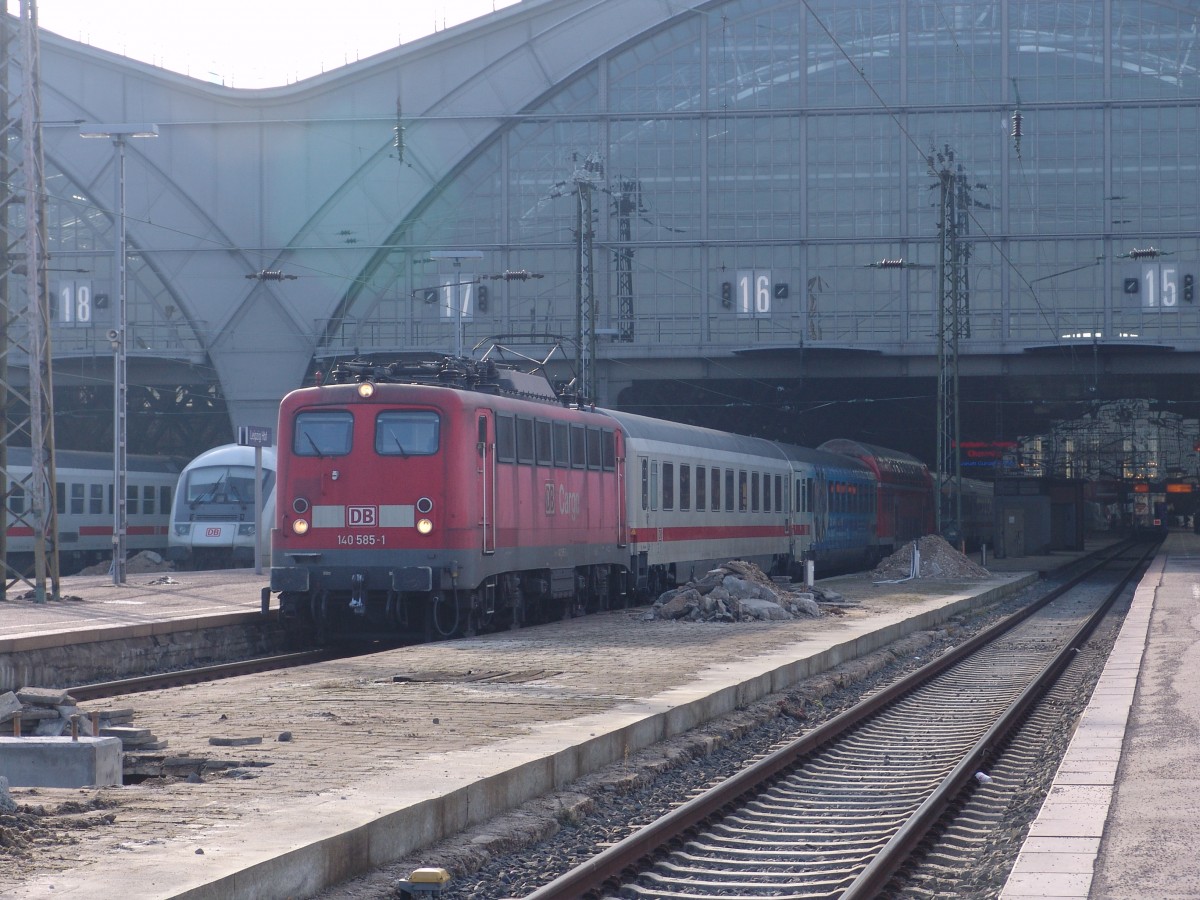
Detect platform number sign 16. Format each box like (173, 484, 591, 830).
(55, 281, 94, 326)
(735, 270, 772, 319)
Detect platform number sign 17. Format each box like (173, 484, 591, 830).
(735, 270, 772, 319)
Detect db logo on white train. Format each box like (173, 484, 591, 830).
(348, 505, 378, 527)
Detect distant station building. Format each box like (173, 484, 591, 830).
(5, 1, 1200, 464)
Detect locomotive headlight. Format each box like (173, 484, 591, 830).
(416, 517, 434, 535)
(238, 523, 256, 537)
(173, 524, 190, 537)
(292, 518, 310, 535)
(357, 381, 375, 399)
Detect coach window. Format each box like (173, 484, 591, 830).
(553, 422, 570, 467)
(775, 475, 783, 513)
(535, 420, 553, 467)
(376, 410, 440, 456)
(160, 486, 172, 515)
(751, 472, 760, 511)
(662, 462, 674, 510)
(70, 483, 84, 515)
(127, 484, 140, 515)
(9, 482, 24, 514)
(696, 466, 706, 510)
(90, 484, 104, 515)
(570, 424, 587, 469)
(496, 414, 515, 462)
(515, 417, 535, 465)
(725, 469, 734, 511)
(738, 471, 748, 512)
(712, 468, 722, 511)
(294, 410, 353, 457)
(143, 485, 156, 516)
(641, 458, 649, 510)
(650, 461, 659, 511)
(602, 430, 616, 471)
(679, 465, 691, 511)
(55, 482, 65, 515)
(586, 427, 602, 470)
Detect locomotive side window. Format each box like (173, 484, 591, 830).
(553, 422, 570, 467)
(679, 465, 691, 511)
(602, 430, 616, 471)
(570, 424, 586, 469)
(515, 417, 535, 464)
(712, 467, 721, 511)
(725, 469, 734, 511)
(496, 414, 515, 462)
(535, 420, 553, 466)
(695, 466, 706, 510)
(662, 462, 674, 510)
(376, 410, 440, 456)
(586, 427, 602, 470)
(295, 410, 353, 457)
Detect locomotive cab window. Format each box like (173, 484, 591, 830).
(601, 430, 616, 471)
(376, 410, 440, 456)
(586, 427, 602, 470)
(515, 416, 535, 464)
(294, 410, 353, 457)
(570, 424, 587, 469)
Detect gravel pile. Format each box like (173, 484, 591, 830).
(644, 559, 822, 623)
(872, 534, 991, 581)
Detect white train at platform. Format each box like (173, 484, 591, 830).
(166, 443, 277, 569)
(3, 447, 179, 575)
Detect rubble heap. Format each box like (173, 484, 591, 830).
(77, 549, 174, 577)
(0, 687, 163, 748)
(871, 534, 991, 581)
(644, 559, 826, 623)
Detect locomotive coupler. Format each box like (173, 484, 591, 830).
(349, 573, 366, 614)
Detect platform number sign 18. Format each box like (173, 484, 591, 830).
(735, 270, 772, 319)
(55, 281, 94, 326)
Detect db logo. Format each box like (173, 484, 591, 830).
(205, 527, 222, 538)
(348, 505, 377, 527)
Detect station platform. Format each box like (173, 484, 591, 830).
(1001, 530, 1200, 899)
(0, 537, 1157, 900)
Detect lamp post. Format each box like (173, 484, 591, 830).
(80, 123, 159, 584)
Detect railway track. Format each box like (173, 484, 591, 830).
(67, 648, 352, 701)
(523, 539, 1155, 900)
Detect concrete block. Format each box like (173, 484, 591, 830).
(0, 736, 123, 787)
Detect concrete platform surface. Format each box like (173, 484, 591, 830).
(0, 558, 1044, 900)
(1002, 531, 1200, 899)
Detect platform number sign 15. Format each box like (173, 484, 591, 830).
(54, 281, 95, 326)
(1124, 263, 1196, 310)
(735, 270, 772, 319)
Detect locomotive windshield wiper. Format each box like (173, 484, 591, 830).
(305, 433, 324, 459)
(191, 470, 226, 508)
(387, 429, 408, 457)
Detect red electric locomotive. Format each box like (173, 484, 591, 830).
(270, 358, 630, 642)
